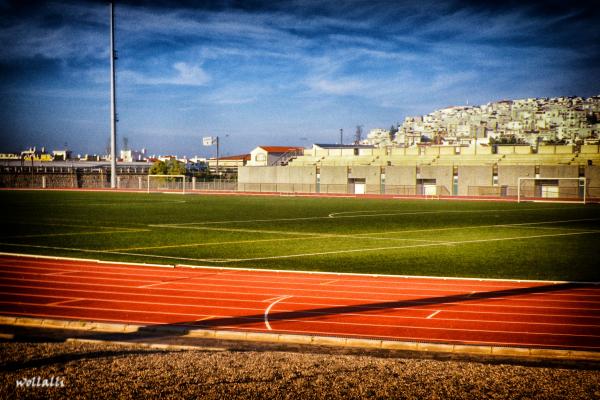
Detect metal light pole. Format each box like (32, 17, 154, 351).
(109, 1, 117, 188)
(215, 136, 220, 177)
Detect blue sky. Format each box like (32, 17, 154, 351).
(0, 0, 599, 157)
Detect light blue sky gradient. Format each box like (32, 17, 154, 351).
(1, 0, 598, 157)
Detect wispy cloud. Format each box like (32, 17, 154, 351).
(121, 62, 210, 86)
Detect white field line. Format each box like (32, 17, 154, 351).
(158, 206, 581, 226)
(1, 229, 598, 267)
(0, 296, 600, 338)
(351, 218, 600, 237)
(2, 273, 598, 311)
(2, 280, 598, 315)
(153, 217, 600, 241)
(427, 310, 441, 319)
(110, 232, 443, 252)
(264, 295, 292, 330)
(2, 220, 144, 231)
(0, 243, 231, 263)
(215, 230, 600, 262)
(4, 229, 150, 240)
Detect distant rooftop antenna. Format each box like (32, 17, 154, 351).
(354, 125, 363, 144)
(109, 1, 117, 188)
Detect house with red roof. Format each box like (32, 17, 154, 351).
(247, 146, 304, 166)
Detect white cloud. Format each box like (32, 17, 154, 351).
(121, 62, 210, 86)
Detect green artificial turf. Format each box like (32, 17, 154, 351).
(1, 190, 599, 281)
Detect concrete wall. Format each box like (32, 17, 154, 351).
(237, 166, 278, 191)
(383, 166, 416, 195)
(497, 165, 534, 187)
(320, 166, 348, 193)
(419, 165, 453, 195)
(586, 166, 600, 198)
(457, 166, 493, 196)
(538, 145, 574, 154)
(540, 165, 579, 192)
(350, 166, 381, 194)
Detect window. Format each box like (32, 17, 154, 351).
(255, 154, 266, 162)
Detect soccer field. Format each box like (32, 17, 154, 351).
(1, 190, 599, 281)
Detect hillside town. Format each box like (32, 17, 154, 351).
(365, 95, 600, 148)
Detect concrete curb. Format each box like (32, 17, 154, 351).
(2, 316, 599, 361)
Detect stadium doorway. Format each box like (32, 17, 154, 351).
(348, 178, 366, 194)
(417, 178, 437, 196)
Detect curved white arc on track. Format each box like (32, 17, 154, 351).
(264, 295, 292, 330)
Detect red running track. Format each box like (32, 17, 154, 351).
(0, 254, 599, 351)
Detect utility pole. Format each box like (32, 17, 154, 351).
(339, 128, 343, 145)
(109, 2, 117, 188)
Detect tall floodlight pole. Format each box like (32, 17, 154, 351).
(109, 2, 117, 188)
(215, 136, 220, 176)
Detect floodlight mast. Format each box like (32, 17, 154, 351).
(109, 1, 117, 188)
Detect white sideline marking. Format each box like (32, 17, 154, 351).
(0, 243, 232, 263)
(3, 251, 598, 284)
(264, 295, 292, 330)
(114, 231, 442, 252)
(427, 310, 441, 319)
(160, 206, 581, 226)
(351, 218, 600, 237)
(1, 228, 598, 266)
(2, 221, 144, 231)
(4, 229, 149, 240)
(221, 230, 599, 262)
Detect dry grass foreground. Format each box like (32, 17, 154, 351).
(1, 341, 599, 399)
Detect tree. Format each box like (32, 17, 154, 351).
(389, 124, 398, 141)
(149, 160, 168, 175)
(166, 159, 186, 175)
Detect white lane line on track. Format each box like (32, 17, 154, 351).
(0, 262, 585, 294)
(2, 292, 599, 330)
(45, 299, 82, 306)
(2, 276, 598, 311)
(3, 282, 598, 319)
(4, 269, 598, 304)
(3, 309, 597, 350)
(264, 296, 292, 330)
(3, 301, 598, 338)
(427, 310, 441, 319)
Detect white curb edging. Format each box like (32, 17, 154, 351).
(2, 316, 599, 361)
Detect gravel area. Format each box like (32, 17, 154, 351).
(1, 341, 599, 400)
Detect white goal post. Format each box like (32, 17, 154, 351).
(147, 175, 187, 194)
(517, 177, 586, 204)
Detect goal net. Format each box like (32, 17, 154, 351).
(517, 177, 586, 204)
(147, 175, 187, 194)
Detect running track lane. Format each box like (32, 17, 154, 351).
(0, 255, 599, 351)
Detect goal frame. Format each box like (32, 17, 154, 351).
(517, 177, 586, 204)
(147, 175, 187, 194)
